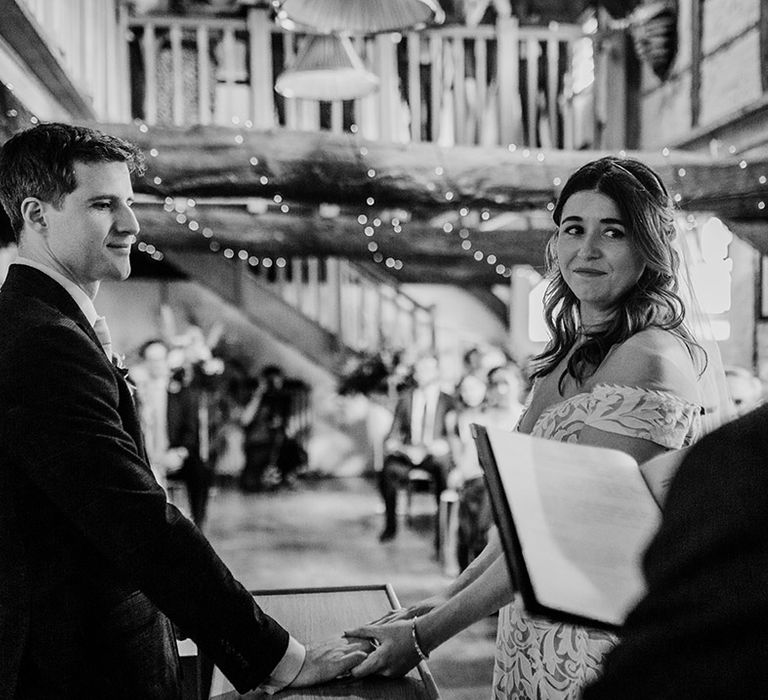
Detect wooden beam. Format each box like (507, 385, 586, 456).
(691, 0, 703, 129)
(90, 123, 768, 221)
(133, 202, 551, 266)
(360, 258, 516, 285)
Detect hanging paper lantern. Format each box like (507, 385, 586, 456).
(272, 0, 445, 35)
(275, 33, 379, 100)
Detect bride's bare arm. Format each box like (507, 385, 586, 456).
(419, 554, 513, 651)
(371, 527, 505, 625)
(346, 553, 513, 677)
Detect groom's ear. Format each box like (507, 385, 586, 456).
(20, 197, 48, 233)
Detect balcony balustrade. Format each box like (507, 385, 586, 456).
(121, 7, 589, 150)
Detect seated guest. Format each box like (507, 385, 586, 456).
(132, 338, 188, 493)
(455, 365, 525, 569)
(378, 353, 457, 543)
(165, 352, 224, 529)
(582, 404, 768, 699)
(240, 364, 304, 492)
(483, 363, 526, 425)
(450, 373, 489, 570)
(454, 346, 485, 399)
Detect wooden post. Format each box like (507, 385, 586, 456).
(117, 2, 133, 121)
(327, 257, 344, 338)
(429, 33, 442, 143)
(452, 36, 466, 144)
(219, 27, 236, 124)
(197, 25, 211, 124)
(375, 34, 397, 142)
(475, 37, 487, 145)
(525, 37, 538, 146)
(691, 0, 703, 128)
(762, 0, 768, 92)
(291, 256, 303, 310)
(307, 256, 320, 321)
(428, 305, 437, 353)
(142, 21, 158, 123)
(275, 257, 288, 301)
(234, 256, 245, 307)
(247, 6, 275, 129)
(408, 32, 422, 142)
(283, 33, 298, 129)
(376, 283, 385, 349)
(496, 16, 521, 146)
(546, 37, 560, 148)
(170, 22, 184, 126)
(598, 29, 628, 149)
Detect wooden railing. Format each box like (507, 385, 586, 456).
(238, 253, 436, 355)
(122, 8, 591, 149)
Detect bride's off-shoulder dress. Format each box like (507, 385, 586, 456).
(492, 383, 704, 699)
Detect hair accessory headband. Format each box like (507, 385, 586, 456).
(609, 159, 669, 199)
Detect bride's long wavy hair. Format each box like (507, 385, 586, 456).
(528, 156, 706, 390)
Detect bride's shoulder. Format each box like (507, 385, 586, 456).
(611, 327, 693, 362)
(598, 328, 699, 394)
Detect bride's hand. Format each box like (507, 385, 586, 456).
(343, 619, 421, 678)
(367, 594, 446, 625)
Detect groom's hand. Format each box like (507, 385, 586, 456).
(288, 636, 372, 687)
(344, 620, 419, 678)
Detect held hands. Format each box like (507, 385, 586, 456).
(288, 636, 373, 688)
(343, 619, 422, 678)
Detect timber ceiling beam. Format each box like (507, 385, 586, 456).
(132, 201, 551, 267)
(96, 123, 768, 221)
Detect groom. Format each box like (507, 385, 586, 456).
(0, 123, 367, 699)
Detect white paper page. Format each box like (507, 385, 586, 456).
(486, 428, 661, 625)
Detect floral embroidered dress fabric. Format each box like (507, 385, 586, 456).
(492, 383, 702, 699)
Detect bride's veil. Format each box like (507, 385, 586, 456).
(673, 216, 735, 434)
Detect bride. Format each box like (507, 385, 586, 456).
(345, 156, 732, 699)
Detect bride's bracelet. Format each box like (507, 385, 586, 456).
(411, 616, 430, 661)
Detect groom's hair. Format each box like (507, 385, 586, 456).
(0, 122, 145, 241)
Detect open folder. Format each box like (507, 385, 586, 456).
(471, 424, 683, 631)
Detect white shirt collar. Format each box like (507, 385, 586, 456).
(13, 257, 100, 326)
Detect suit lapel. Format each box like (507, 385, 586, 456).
(3, 264, 148, 460)
(3, 265, 102, 352)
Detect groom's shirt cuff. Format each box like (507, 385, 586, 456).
(259, 636, 306, 694)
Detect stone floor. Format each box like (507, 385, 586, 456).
(200, 475, 497, 700)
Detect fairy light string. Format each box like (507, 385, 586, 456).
(124, 118, 768, 288)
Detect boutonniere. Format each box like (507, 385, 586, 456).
(112, 353, 136, 396)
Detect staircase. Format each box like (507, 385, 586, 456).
(163, 249, 436, 374)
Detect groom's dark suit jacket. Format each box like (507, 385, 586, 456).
(0, 265, 289, 699)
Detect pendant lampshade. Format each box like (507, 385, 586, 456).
(273, 0, 445, 35)
(275, 33, 380, 100)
